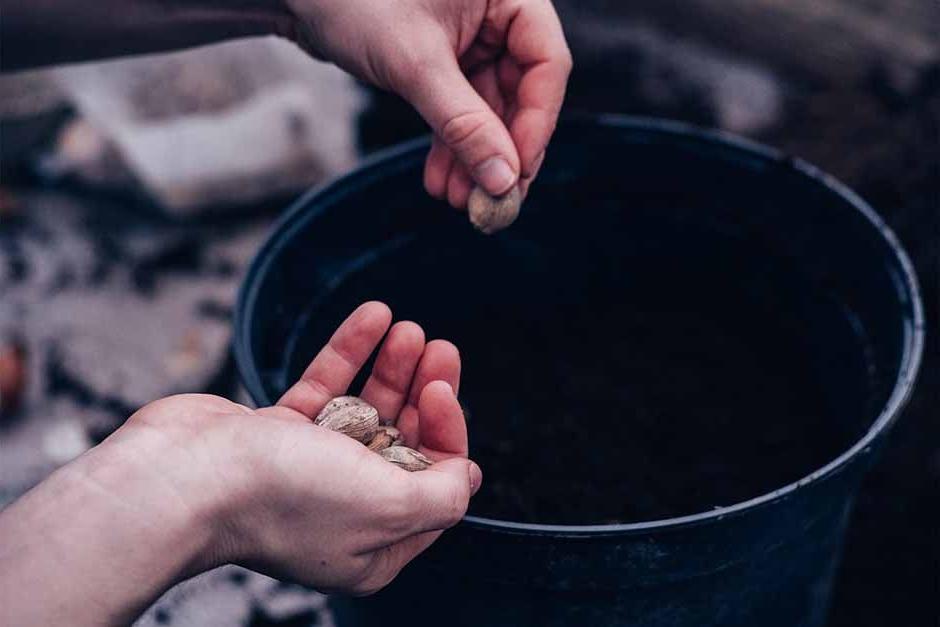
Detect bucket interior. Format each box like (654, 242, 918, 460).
(241, 120, 917, 525)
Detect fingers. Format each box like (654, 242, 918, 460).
(446, 165, 474, 210)
(408, 457, 482, 534)
(471, 66, 506, 118)
(442, 67, 506, 209)
(424, 65, 508, 209)
(350, 454, 483, 595)
(359, 321, 426, 422)
(409, 340, 461, 403)
(418, 1, 569, 207)
(497, 55, 522, 98)
(502, 0, 572, 177)
(396, 340, 461, 446)
(401, 53, 520, 197)
(416, 380, 468, 458)
(518, 148, 545, 198)
(277, 302, 392, 417)
(423, 136, 453, 200)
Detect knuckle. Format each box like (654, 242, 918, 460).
(440, 110, 495, 157)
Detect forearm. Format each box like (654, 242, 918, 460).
(0, 435, 218, 626)
(1, 0, 300, 71)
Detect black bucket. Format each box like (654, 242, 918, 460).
(234, 116, 924, 627)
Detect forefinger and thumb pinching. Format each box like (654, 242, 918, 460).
(404, 53, 521, 198)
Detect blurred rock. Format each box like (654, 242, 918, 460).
(0, 187, 20, 218)
(0, 190, 272, 504)
(560, 0, 939, 90)
(0, 69, 67, 118)
(135, 566, 327, 627)
(38, 118, 133, 188)
(41, 418, 91, 464)
(565, 18, 782, 134)
(0, 336, 27, 417)
(53, 38, 365, 215)
(0, 70, 72, 173)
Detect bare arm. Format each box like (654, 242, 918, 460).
(1, 0, 571, 211)
(0, 303, 481, 626)
(0, 434, 218, 625)
(0, 0, 298, 70)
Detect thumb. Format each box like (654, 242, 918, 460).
(407, 457, 483, 534)
(400, 54, 519, 196)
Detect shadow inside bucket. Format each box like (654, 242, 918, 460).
(279, 156, 876, 525)
(237, 118, 924, 626)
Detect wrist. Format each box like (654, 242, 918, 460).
(0, 434, 219, 625)
(78, 434, 220, 573)
(95, 415, 254, 574)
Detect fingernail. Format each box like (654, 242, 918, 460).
(468, 461, 483, 495)
(474, 157, 516, 195)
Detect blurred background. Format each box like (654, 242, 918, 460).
(1, 1, 937, 625)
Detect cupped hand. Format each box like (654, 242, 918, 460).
(117, 302, 479, 595)
(289, 0, 572, 208)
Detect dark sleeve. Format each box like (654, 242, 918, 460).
(0, 0, 300, 71)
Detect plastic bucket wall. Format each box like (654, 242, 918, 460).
(234, 117, 924, 627)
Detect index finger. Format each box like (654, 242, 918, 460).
(277, 302, 392, 417)
(503, 0, 572, 176)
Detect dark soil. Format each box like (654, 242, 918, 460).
(349, 48, 938, 622)
(450, 232, 867, 525)
(461, 297, 850, 525)
(289, 219, 867, 525)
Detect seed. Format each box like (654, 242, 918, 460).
(468, 185, 522, 234)
(379, 446, 432, 472)
(366, 425, 403, 452)
(314, 396, 379, 444)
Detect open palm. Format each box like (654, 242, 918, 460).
(120, 301, 478, 596)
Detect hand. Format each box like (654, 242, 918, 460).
(0, 302, 480, 626)
(124, 302, 479, 595)
(290, 0, 572, 208)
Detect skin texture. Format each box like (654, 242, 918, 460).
(0, 2, 571, 622)
(290, 0, 571, 206)
(0, 302, 482, 626)
(2, 0, 571, 209)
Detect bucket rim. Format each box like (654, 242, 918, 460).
(234, 114, 925, 537)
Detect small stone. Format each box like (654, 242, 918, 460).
(316, 395, 366, 417)
(468, 185, 522, 234)
(366, 425, 403, 451)
(0, 339, 27, 417)
(314, 396, 379, 444)
(379, 446, 432, 472)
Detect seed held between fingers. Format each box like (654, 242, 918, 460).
(467, 185, 522, 234)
